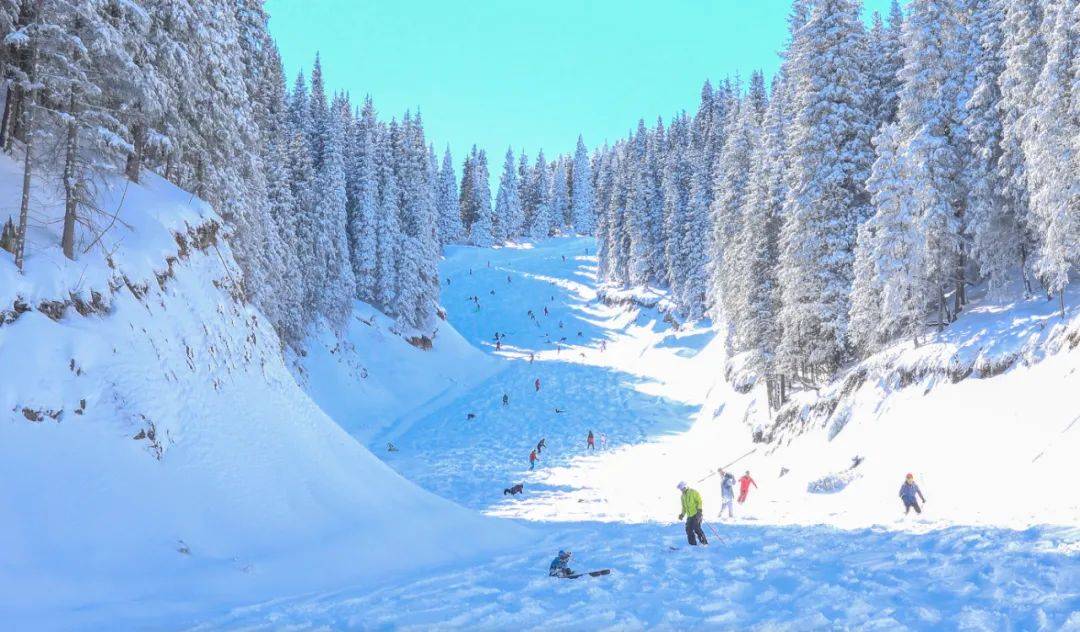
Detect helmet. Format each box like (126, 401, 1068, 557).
(558, 550, 572, 559)
(677, 481, 687, 491)
(905, 473, 914, 479)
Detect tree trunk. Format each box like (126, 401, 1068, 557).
(0, 79, 13, 152)
(13, 7, 40, 272)
(125, 117, 144, 183)
(61, 89, 78, 260)
(1060, 291, 1066, 321)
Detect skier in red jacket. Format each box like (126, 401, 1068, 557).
(738, 471, 757, 503)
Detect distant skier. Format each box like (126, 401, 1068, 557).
(600, 340, 607, 352)
(529, 352, 535, 363)
(554, 407, 565, 414)
(535, 378, 541, 392)
(544, 306, 549, 316)
(676, 482, 708, 546)
(737, 471, 757, 503)
(599, 433, 607, 449)
(549, 550, 574, 578)
(587, 430, 595, 451)
(507, 275, 512, 283)
(899, 473, 927, 515)
(529, 449, 539, 470)
(502, 393, 509, 406)
(490, 289, 495, 295)
(719, 469, 736, 518)
(496, 340, 502, 351)
(386, 442, 399, 453)
(562, 255, 566, 262)
(536, 438, 546, 454)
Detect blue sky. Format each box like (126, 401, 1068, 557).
(266, 0, 899, 165)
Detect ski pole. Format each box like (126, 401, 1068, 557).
(698, 448, 757, 482)
(705, 522, 726, 544)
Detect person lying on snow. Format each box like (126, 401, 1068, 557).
(899, 473, 927, 514)
(549, 550, 574, 578)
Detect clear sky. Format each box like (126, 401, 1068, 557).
(266, 0, 899, 165)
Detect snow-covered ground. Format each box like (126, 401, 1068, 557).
(0, 156, 522, 630)
(205, 236, 1079, 630)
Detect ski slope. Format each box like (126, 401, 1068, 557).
(208, 237, 1080, 630)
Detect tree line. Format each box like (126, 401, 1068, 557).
(594, 0, 1077, 407)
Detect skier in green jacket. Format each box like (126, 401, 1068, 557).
(677, 481, 708, 546)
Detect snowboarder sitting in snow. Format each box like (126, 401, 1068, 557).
(720, 469, 736, 518)
(386, 442, 399, 453)
(549, 550, 574, 578)
(677, 482, 708, 546)
(738, 471, 757, 503)
(504, 483, 524, 496)
(899, 473, 926, 514)
(466, 412, 477, 420)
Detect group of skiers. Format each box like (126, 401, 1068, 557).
(528, 431, 607, 469)
(675, 469, 758, 545)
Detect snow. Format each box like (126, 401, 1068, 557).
(0, 154, 521, 630)
(208, 236, 1078, 629)
(4, 161, 1077, 629)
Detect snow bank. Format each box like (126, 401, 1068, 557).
(0, 156, 521, 629)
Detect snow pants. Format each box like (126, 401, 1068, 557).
(685, 512, 708, 546)
(903, 499, 921, 514)
(721, 498, 734, 518)
(738, 490, 749, 503)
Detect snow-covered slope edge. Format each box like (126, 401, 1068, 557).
(0, 163, 521, 629)
(293, 302, 501, 444)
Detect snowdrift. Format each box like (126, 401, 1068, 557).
(0, 156, 520, 629)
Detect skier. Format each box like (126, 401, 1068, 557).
(507, 275, 512, 283)
(600, 340, 607, 352)
(599, 433, 607, 449)
(529, 449, 539, 470)
(737, 471, 757, 503)
(529, 352, 535, 363)
(719, 469, 736, 518)
(899, 473, 927, 515)
(549, 550, 574, 578)
(496, 340, 502, 351)
(502, 393, 509, 406)
(536, 438, 546, 454)
(676, 482, 708, 546)
(386, 442, 399, 453)
(544, 306, 549, 316)
(587, 430, 595, 451)
(534, 378, 541, 392)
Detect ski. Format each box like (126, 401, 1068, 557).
(565, 569, 611, 579)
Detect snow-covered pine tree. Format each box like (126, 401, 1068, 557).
(570, 135, 594, 234)
(526, 150, 553, 239)
(314, 90, 357, 326)
(347, 96, 380, 303)
(1027, 0, 1078, 315)
(777, 0, 875, 379)
(661, 114, 691, 292)
(893, 0, 972, 327)
(963, 0, 1025, 296)
(435, 146, 463, 246)
(373, 122, 400, 313)
(494, 147, 523, 240)
(468, 147, 494, 247)
(550, 156, 571, 233)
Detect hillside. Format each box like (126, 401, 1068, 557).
(0, 155, 521, 629)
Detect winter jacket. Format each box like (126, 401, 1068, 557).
(680, 488, 703, 518)
(899, 482, 925, 503)
(721, 473, 736, 499)
(530, 450, 538, 463)
(549, 556, 571, 577)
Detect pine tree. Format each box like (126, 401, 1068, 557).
(435, 146, 463, 245)
(468, 147, 494, 246)
(777, 0, 875, 378)
(347, 96, 380, 303)
(526, 150, 553, 238)
(494, 147, 523, 240)
(570, 135, 594, 234)
(550, 157, 571, 232)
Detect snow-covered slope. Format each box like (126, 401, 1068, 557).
(203, 236, 1079, 630)
(0, 157, 521, 629)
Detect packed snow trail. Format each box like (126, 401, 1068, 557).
(208, 237, 1079, 630)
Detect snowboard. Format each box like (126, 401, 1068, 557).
(565, 569, 611, 579)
